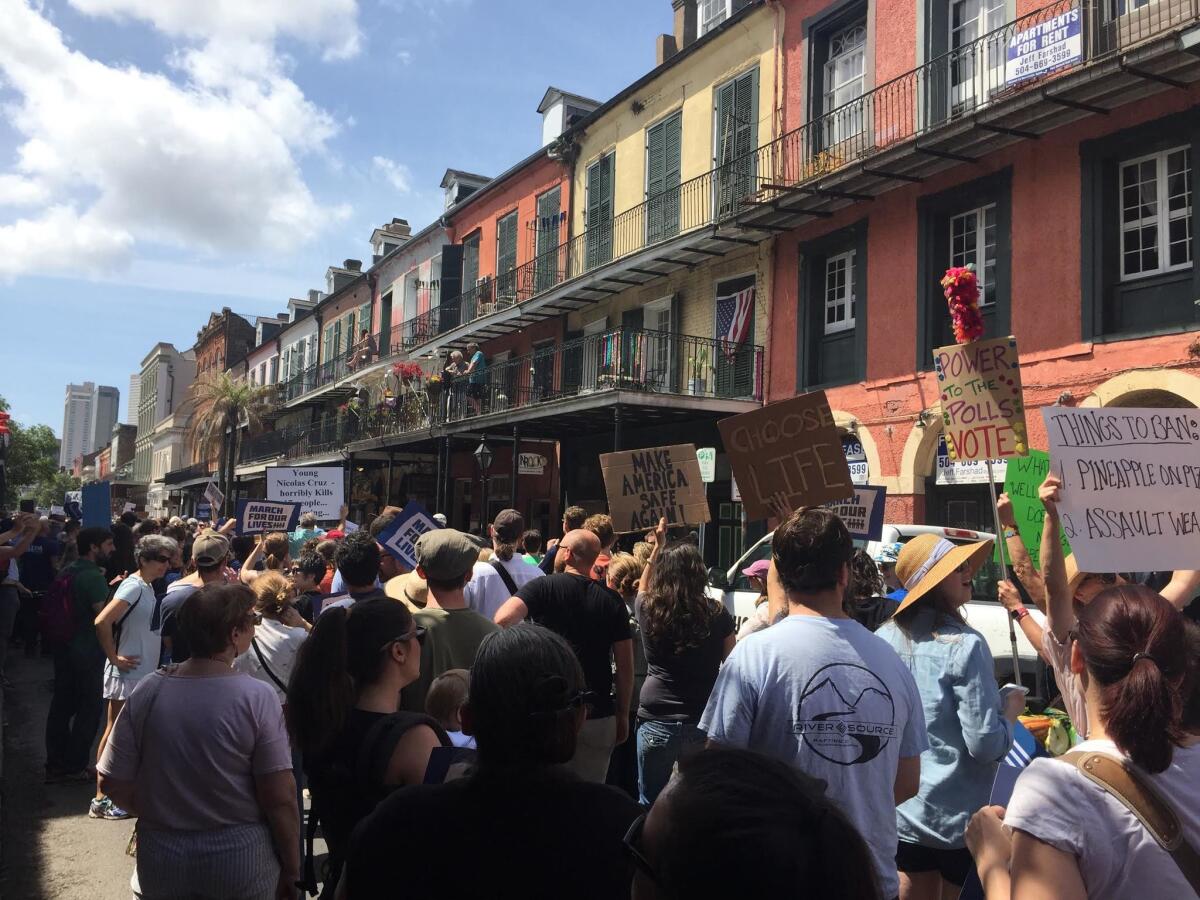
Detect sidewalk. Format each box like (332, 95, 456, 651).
(0, 654, 134, 900)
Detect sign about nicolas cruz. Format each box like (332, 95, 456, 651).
(1042, 407, 1200, 572)
(236, 499, 300, 536)
(717, 391, 853, 521)
(266, 466, 344, 521)
(933, 336, 1028, 462)
(1006, 7, 1082, 87)
(599, 444, 710, 534)
(824, 485, 887, 542)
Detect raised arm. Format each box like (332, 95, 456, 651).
(1160, 570, 1200, 612)
(997, 493, 1046, 612)
(238, 535, 266, 585)
(640, 517, 667, 594)
(1038, 474, 1072, 642)
(997, 580, 1049, 665)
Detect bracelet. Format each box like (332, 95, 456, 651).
(1010, 606, 1029, 622)
(1003, 528, 1019, 540)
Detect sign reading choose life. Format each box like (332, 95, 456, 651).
(599, 443, 710, 534)
(717, 391, 853, 521)
(933, 336, 1028, 461)
(1042, 406, 1200, 571)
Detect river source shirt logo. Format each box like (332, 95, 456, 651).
(794, 663, 896, 765)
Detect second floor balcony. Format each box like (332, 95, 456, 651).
(276, 327, 403, 407)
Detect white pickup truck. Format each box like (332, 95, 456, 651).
(707, 524, 1046, 688)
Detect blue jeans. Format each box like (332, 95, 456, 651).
(636, 719, 706, 806)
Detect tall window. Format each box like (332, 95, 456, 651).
(496, 211, 518, 301)
(824, 250, 856, 334)
(1120, 146, 1192, 280)
(462, 232, 481, 296)
(586, 153, 615, 269)
(949, 0, 1005, 114)
(823, 23, 867, 143)
(950, 204, 997, 306)
(534, 186, 562, 293)
(646, 111, 683, 244)
(714, 67, 759, 219)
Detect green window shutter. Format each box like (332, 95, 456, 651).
(534, 186, 562, 293)
(647, 112, 682, 243)
(323, 326, 334, 362)
(333, 321, 342, 358)
(462, 234, 480, 292)
(497, 211, 518, 300)
(359, 302, 372, 335)
(716, 68, 759, 217)
(646, 119, 667, 199)
(586, 154, 615, 268)
(345, 312, 356, 350)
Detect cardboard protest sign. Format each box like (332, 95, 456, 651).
(932, 336, 1028, 462)
(1042, 406, 1200, 571)
(599, 444, 710, 534)
(235, 499, 300, 536)
(204, 480, 224, 513)
(375, 500, 442, 569)
(1000, 449, 1071, 567)
(823, 485, 887, 542)
(82, 483, 111, 528)
(266, 466, 344, 520)
(717, 391, 852, 521)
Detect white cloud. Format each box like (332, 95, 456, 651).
(0, 0, 360, 278)
(372, 156, 412, 193)
(396, 49, 413, 65)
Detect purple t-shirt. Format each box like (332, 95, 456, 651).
(98, 669, 292, 830)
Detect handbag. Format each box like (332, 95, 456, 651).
(123, 668, 169, 858)
(1061, 749, 1200, 894)
(251, 637, 288, 693)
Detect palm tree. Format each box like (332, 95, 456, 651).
(186, 371, 275, 516)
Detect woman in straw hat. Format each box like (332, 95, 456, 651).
(876, 534, 1026, 900)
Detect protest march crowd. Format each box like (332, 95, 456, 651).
(2, 453, 1199, 899)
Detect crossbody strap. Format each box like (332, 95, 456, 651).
(251, 637, 288, 693)
(489, 558, 519, 596)
(1061, 750, 1200, 894)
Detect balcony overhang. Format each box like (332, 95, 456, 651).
(736, 24, 1200, 234)
(408, 225, 772, 357)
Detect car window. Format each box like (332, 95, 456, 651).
(729, 540, 772, 591)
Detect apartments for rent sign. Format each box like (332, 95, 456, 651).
(1006, 8, 1082, 86)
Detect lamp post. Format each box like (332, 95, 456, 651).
(473, 435, 493, 534)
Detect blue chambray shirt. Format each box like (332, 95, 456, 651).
(877, 605, 1013, 849)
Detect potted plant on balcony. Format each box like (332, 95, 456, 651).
(686, 345, 711, 396)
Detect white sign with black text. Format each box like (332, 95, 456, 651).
(266, 466, 345, 521)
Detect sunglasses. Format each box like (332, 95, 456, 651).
(623, 814, 663, 887)
(143, 554, 171, 564)
(380, 626, 427, 653)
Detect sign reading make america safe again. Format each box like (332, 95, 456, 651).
(599, 443, 710, 534)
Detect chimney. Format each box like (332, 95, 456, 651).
(673, 0, 697, 52)
(344, 259, 362, 272)
(307, 289, 324, 304)
(656, 33, 679, 65)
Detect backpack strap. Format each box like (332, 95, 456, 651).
(489, 558, 520, 597)
(1061, 750, 1200, 893)
(355, 712, 449, 797)
(251, 637, 288, 693)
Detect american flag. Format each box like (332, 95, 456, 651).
(716, 286, 754, 361)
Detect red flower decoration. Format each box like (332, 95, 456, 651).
(941, 266, 984, 344)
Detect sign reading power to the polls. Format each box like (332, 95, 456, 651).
(717, 391, 853, 521)
(236, 499, 300, 536)
(599, 444, 710, 534)
(1042, 406, 1200, 571)
(266, 466, 344, 521)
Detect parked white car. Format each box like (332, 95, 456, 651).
(707, 523, 1045, 686)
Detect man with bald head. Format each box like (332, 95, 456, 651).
(494, 529, 633, 782)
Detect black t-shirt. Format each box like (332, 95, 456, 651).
(20, 536, 60, 591)
(538, 544, 559, 575)
(343, 767, 639, 900)
(516, 573, 631, 718)
(848, 595, 900, 633)
(295, 589, 321, 623)
(635, 594, 735, 723)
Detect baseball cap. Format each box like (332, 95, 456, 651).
(491, 509, 524, 544)
(415, 529, 479, 582)
(192, 529, 231, 566)
(873, 542, 902, 566)
(741, 559, 771, 581)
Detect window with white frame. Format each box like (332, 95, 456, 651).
(824, 22, 867, 142)
(824, 250, 856, 333)
(700, 0, 729, 34)
(1119, 146, 1192, 280)
(950, 204, 997, 305)
(949, 0, 1005, 113)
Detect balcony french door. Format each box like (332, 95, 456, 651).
(948, 0, 1006, 115)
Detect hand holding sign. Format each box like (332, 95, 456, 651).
(236, 499, 300, 536)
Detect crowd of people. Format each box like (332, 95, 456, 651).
(3, 473, 1199, 899)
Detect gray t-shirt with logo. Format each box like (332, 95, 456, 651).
(700, 615, 928, 898)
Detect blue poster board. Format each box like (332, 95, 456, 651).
(823, 485, 887, 542)
(375, 500, 443, 569)
(235, 499, 300, 535)
(1005, 8, 1081, 86)
(81, 482, 111, 528)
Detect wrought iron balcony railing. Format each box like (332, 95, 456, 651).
(276, 327, 402, 403)
(397, 0, 1196, 353)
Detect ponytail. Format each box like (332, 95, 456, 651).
(1075, 585, 1186, 773)
(263, 532, 289, 571)
(287, 607, 354, 756)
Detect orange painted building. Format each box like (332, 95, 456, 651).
(760, 0, 1200, 530)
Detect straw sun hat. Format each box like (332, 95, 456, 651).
(892, 534, 994, 616)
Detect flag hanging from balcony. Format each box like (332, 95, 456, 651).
(716, 286, 755, 361)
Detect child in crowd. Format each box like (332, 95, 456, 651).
(426, 669, 475, 749)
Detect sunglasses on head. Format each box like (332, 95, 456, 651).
(379, 626, 426, 653)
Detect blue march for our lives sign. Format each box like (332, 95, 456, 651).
(236, 499, 300, 536)
(1005, 7, 1082, 86)
(376, 500, 443, 569)
(824, 485, 887, 542)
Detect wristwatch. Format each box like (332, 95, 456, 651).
(1003, 527, 1019, 540)
(1010, 606, 1030, 622)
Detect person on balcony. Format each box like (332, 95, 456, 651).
(443, 350, 466, 419)
(349, 328, 375, 372)
(463, 342, 487, 415)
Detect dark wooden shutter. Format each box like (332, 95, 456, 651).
(586, 155, 614, 268)
(534, 187, 562, 293)
(462, 234, 480, 292)
(439, 244, 463, 334)
(646, 112, 682, 243)
(496, 212, 518, 301)
(716, 69, 758, 217)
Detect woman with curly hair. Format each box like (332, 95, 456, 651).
(846, 547, 898, 632)
(635, 519, 734, 805)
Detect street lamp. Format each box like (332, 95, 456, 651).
(473, 436, 493, 532)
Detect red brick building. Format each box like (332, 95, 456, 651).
(193, 308, 256, 379)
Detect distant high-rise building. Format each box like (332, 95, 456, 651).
(126, 374, 141, 425)
(60, 383, 94, 469)
(90, 385, 120, 454)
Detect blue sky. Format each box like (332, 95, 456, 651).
(0, 0, 673, 433)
